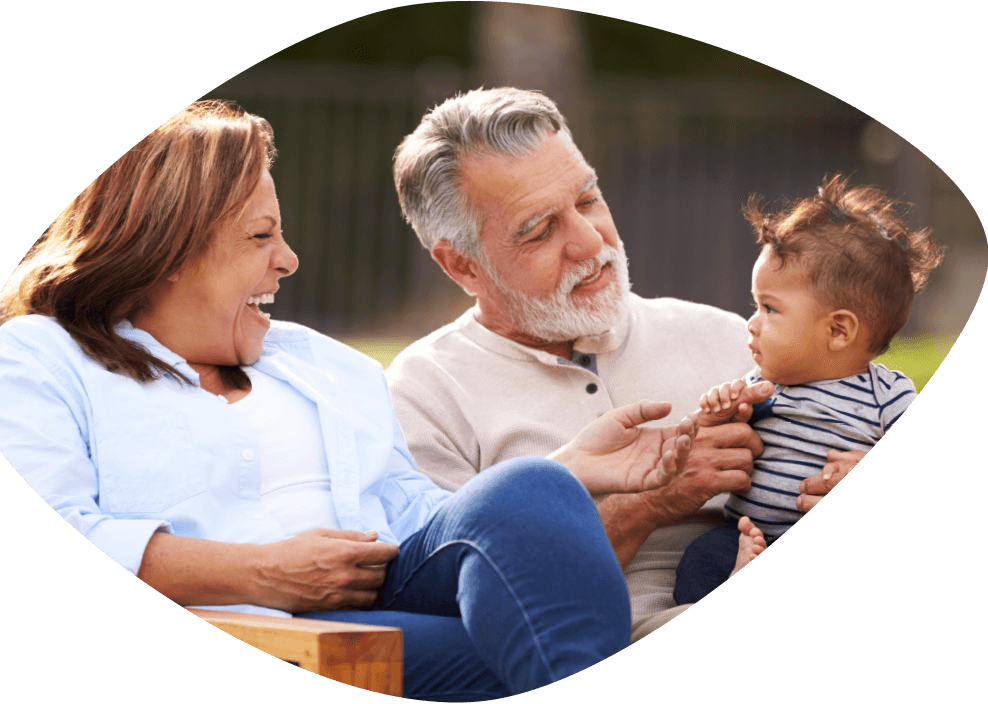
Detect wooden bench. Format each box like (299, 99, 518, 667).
(189, 608, 402, 696)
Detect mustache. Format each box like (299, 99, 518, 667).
(559, 246, 619, 295)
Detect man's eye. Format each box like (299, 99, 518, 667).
(527, 226, 551, 243)
(253, 233, 273, 240)
(579, 197, 599, 209)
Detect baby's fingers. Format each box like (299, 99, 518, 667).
(699, 389, 719, 412)
(730, 378, 747, 399)
(716, 382, 735, 410)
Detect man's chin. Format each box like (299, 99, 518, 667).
(522, 298, 626, 342)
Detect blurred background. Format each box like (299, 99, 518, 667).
(204, 2, 986, 388)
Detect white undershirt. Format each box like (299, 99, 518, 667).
(231, 367, 337, 536)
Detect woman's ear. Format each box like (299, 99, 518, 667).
(826, 309, 860, 351)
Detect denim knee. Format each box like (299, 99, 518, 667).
(481, 456, 593, 505)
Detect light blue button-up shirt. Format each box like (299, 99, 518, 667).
(0, 315, 451, 614)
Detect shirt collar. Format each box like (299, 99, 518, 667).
(114, 320, 200, 384)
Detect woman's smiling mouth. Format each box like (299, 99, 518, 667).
(246, 292, 275, 320)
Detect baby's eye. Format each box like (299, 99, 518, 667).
(764, 304, 775, 314)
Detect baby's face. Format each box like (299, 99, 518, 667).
(746, 248, 834, 385)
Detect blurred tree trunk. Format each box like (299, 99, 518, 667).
(471, 3, 590, 146)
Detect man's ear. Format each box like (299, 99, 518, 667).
(432, 241, 485, 296)
(825, 309, 860, 351)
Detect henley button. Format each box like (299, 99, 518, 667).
(242, 449, 254, 461)
(586, 383, 598, 394)
(580, 355, 591, 366)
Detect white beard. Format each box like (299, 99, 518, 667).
(480, 239, 632, 343)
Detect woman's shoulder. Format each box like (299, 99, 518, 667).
(263, 320, 384, 375)
(0, 314, 80, 356)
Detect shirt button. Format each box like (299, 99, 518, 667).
(586, 383, 598, 394)
(579, 355, 591, 366)
(242, 449, 254, 461)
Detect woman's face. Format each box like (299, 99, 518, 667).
(138, 170, 298, 367)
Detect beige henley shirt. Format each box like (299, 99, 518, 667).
(385, 293, 752, 625)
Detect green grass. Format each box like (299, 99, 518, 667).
(875, 334, 957, 392)
(342, 337, 417, 369)
(345, 333, 958, 392)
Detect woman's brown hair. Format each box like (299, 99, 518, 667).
(0, 100, 276, 384)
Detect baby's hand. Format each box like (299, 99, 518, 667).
(698, 379, 748, 427)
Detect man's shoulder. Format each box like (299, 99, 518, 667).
(628, 296, 748, 346)
(632, 295, 747, 328)
(387, 309, 479, 377)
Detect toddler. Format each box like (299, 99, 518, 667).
(674, 175, 943, 604)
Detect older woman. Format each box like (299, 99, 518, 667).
(0, 101, 694, 700)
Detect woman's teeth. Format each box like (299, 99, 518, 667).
(246, 293, 274, 319)
(247, 293, 275, 306)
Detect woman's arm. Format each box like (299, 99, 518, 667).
(137, 528, 399, 613)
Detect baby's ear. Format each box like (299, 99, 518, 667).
(825, 309, 860, 351)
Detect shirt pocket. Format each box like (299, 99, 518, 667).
(96, 411, 207, 515)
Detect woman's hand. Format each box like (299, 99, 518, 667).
(254, 529, 400, 613)
(796, 449, 866, 512)
(549, 400, 697, 495)
(136, 529, 399, 613)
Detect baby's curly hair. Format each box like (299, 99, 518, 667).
(744, 175, 944, 354)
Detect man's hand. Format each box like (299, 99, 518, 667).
(697, 379, 775, 427)
(639, 422, 764, 524)
(550, 400, 697, 495)
(796, 449, 866, 512)
(253, 528, 400, 613)
(598, 421, 764, 566)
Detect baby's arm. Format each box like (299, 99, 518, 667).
(697, 378, 775, 427)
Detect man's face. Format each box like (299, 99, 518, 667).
(460, 131, 629, 343)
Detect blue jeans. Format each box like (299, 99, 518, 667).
(304, 457, 631, 701)
(674, 518, 780, 605)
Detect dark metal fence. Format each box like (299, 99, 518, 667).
(206, 61, 979, 339)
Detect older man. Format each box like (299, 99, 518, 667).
(386, 87, 767, 639)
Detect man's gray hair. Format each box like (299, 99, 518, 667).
(393, 87, 572, 256)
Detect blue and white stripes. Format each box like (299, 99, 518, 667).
(724, 363, 916, 539)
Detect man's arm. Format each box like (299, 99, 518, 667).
(587, 378, 772, 567)
(385, 366, 484, 491)
(548, 401, 696, 495)
(597, 423, 762, 567)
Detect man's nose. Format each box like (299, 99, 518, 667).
(563, 214, 604, 261)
